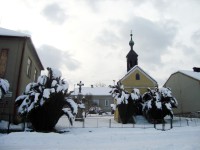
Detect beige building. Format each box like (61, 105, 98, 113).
(119, 65, 158, 94)
(164, 69, 200, 114)
(0, 27, 44, 122)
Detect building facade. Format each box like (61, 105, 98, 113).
(72, 87, 113, 113)
(164, 69, 200, 114)
(0, 27, 44, 122)
(119, 65, 158, 94)
(119, 33, 157, 94)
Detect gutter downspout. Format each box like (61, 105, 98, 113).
(13, 37, 27, 122)
(16, 37, 27, 96)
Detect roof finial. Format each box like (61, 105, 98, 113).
(129, 30, 134, 50)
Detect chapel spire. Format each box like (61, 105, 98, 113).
(126, 31, 138, 72)
(129, 30, 134, 50)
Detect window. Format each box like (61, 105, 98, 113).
(33, 69, 37, 82)
(0, 49, 9, 78)
(27, 58, 32, 77)
(92, 100, 99, 106)
(105, 100, 109, 106)
(136, 73, 140, 80)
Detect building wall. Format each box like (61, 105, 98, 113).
(72, 94, 113, 113)
(93, 95, 113, 112)
(18, 39, 42, 95)
(0, 37, 25, 120)
(121, 69, 156, 94)
(0, 36, 43, 122)
(0, 37, 24, 98)
(165, 72, 200, 114)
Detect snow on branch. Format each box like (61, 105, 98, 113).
(15, 67, 78, 130)
(0, 78, 10, 99)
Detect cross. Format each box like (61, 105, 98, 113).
(77, 81, 84, 93)
(130, 30, 133, 37)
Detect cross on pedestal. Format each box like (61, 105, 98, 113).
(77, 81, 84, 94)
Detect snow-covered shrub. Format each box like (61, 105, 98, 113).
(142, 87, 178, 123)
(110, 84, 142, 124)
(15, 68, 77, 131)
(0, 78, 10, 99)
(131, 88, 143, 115)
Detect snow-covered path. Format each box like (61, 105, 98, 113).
(1, 126, 200, 150)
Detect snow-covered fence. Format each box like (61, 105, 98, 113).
(173, 116, 200, 127)
(54, 115, 200, 130)
(1, 115, 200, 133)
(55, 115, 154, 129)
(153, 119, 173, 131)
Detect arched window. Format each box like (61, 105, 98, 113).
(136, 73, 140, 80)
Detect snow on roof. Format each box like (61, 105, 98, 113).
(72, 87, 112, 96)
(179, 70, 200, 81)
(0, 27, 30, 37)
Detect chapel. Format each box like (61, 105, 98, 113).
(118, 32, 158, 94)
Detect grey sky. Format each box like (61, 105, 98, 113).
(42, 3, 68, 24)
(0, 0, 199, 88)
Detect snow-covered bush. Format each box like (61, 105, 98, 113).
(15, 68, 78, 131)
(0, 78, 10, 99)
(110, 84, 142, 124)
(110, 85, 178, 124)
(142, 87, 178, 123)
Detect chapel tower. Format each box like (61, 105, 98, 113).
(126, 32, 138, 72)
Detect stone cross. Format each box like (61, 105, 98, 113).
(77, 81, 84, 93)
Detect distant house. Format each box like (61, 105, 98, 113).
(0, 27, 44, 122)
(71, 86, 113, 112)
(164, 68, 200, 114)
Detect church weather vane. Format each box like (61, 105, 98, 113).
(77, 81, 84, 94)
(129, 30, 134, 50)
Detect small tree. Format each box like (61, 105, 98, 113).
(110, 84, 141, 124)
(142, 87, 178, 123)
(94, 82, 106, 87)
(15, 68, 78, 132)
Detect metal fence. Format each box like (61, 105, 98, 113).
(55, 115, 200, 130)
(1, 115, 200, 133)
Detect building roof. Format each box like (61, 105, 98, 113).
(179, 70, 200, 81)
(72, 87, 112, 96)
(0, 27, 30, 37)
(126, 49, 138, 58)
(120, 65, 157, 85)
(0, 27, 44, 70)
(164, 70, 200, 87)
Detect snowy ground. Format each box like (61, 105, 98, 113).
(1, 115, 200, 150)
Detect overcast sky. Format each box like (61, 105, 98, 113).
(0, 0, 200, 89)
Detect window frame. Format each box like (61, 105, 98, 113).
(27, 57, 32, 77)
(136, 73, 140, 80)
(33, 68, 38, 82)
(105, 99, 109, 106)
